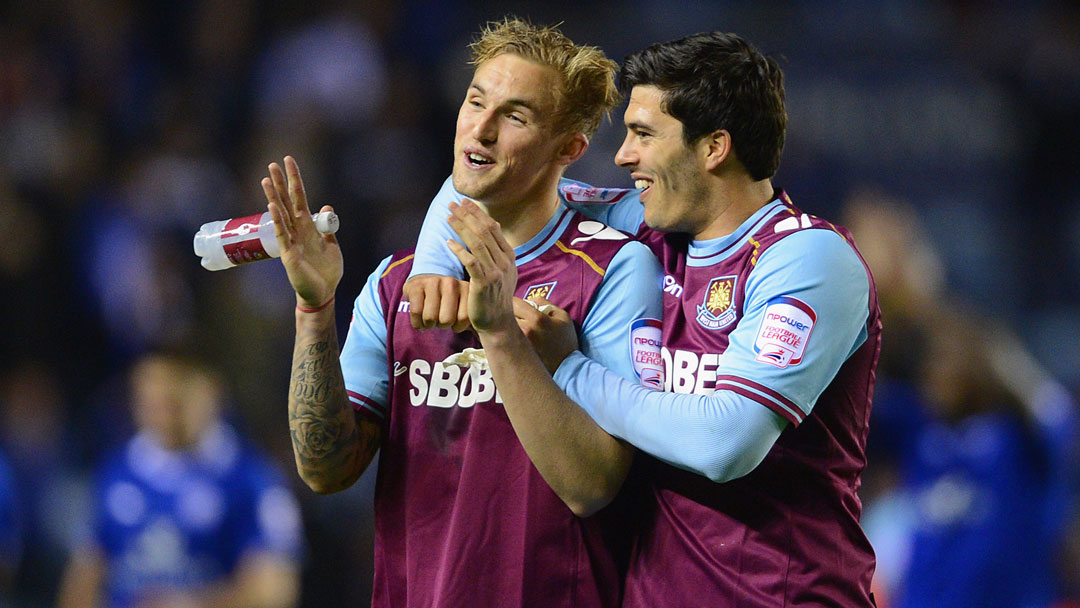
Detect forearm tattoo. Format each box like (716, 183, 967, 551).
(289, 326, 379, 491)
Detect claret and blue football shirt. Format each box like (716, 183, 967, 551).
(341, 176, 663, 608)
(412, 181, 882, 607)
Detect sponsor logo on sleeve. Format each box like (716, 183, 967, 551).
(561, 184, 634, 204)
(523, 281, 557, 303)
(695, 276, 737, 329)
(629, 318, 664, 389)
(753, 296, 816, 368)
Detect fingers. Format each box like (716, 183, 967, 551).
(448, 199, 514, 271)
(531, 296, 570, 322)
(404, 279, 428, 330)
(403, 275, 471, 331)
(512, 297, 544, 322)
(317, 204, 339, 246)
(512, 296, 564, 334)
(268, 162, 291, 218)
(447, 239, 483, 280)
(420, 280, 443, 329)
(267, 158, 312, 233)
(263, 178, 294, 246)
(284, 156, 310, 217)
(437, 279, 462, 327)
(448, 213, 496, 271)
(451, 283, 471, 333)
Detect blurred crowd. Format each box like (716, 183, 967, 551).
(0, 1, 1077, 607)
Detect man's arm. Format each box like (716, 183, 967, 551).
(556, 178, 645, 232)
(447, 200, 661, 516)
(553, 229, 871, 482)
(262, 157, 380, 493)
(403, 177, 644, 330)
(289, 309, 380, 493)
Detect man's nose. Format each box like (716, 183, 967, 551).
(472, 110, 498, 144)
(614, 140, 636, 167)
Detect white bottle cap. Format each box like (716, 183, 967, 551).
(314, 211, 340, 235)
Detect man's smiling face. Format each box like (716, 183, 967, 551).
(452, 53, 568, 211)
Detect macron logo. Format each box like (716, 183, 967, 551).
(663, 275, 683, 298)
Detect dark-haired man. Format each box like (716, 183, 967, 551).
(411, 31, 880, 606)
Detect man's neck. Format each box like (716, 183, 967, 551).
(476, 187, 562, 249)
(694, 178, 775, 241)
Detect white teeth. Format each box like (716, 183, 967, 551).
(635, 179, 651, 190)
(468, 153, 492, 164)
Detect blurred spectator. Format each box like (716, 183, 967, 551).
(0, 361, 88, 608)
(56, 352, 302, 608)
(0, 448, 20, 606)
(848, 192, 1079, 608)
(890, 312, 1078, 608)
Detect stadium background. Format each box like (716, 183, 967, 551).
(1, 0, 1077, 606)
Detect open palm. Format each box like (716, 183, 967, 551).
(261, 156, 342, 308)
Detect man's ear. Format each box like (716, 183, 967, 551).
(556, 132, 589, 166)
(703, 129, 733, 171)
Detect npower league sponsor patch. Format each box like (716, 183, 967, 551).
(754, 296, 816, 369)
(629, 318, 664, 389)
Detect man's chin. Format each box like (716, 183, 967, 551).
(451, 173, 487, 201)
(643, 211, 677, 234)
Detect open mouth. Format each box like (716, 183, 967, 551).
(634, 177, 653, 195)
(465, 151, 495, 168)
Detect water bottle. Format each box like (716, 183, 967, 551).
(193, 211, 339, 271)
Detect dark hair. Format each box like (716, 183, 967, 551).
(621, 32, 786, 181)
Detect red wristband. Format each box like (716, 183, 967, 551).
(297, 295, 335, 313)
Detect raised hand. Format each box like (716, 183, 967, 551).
(261, 156, 342, 309)
(446, 199, 518, 334)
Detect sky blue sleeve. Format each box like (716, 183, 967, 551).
(339, 256, 393, 420)
(559, 177, 646, 233)
(409, 176, 646, 279)
(553, 229, 870, 482)
(578, 241, 664, 385)
(717, 229, 870, 417)
(409, 176, 465, 279)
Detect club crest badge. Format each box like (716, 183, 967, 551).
(696, 276, 737, 330)
(523, 281, 557, 303)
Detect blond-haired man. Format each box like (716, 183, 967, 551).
(260, 19, 662, 607)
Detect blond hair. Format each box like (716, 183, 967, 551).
(468, 18, 620, 138)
